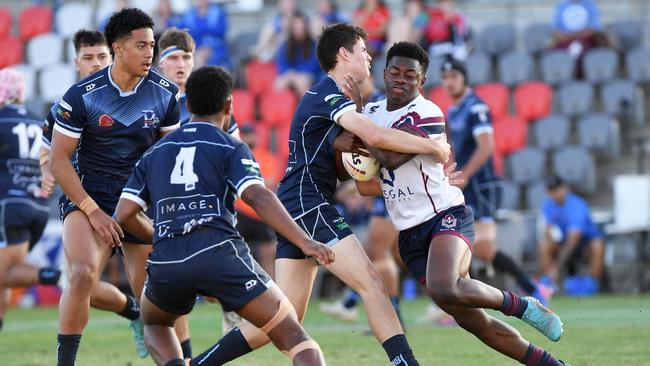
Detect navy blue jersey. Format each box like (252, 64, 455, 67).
(41, 99, 57, 150)
(121, 122, 265, 245)
(447, 89, 498, 183)
(0, 105, 44, 198)
(277, 76, 356, 217)
(52, 65, 180, 180)
(178, 93, 239, 136)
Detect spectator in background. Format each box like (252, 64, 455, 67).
(539, 176, 604, 294)
(274, 11, 322, 97)
(353, 0, 390, 57)
(422, 0, 469, 60)
(253, 0, 298, 62)
(311, 0, 349, 37)
(550, 0, 609, 76)
(387, 0, 429, 46)
(97, 0, 130, 31)
(179, 0, 230, 69)
(152, 0, 181, 36)
(234, 124, 280, 278)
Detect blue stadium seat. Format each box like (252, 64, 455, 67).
(557, 81, 594, 117)
(608, 20, 644, 51)
(27, 33, 64, 68)
(552, 146, 597, 194)
(525, 181, 547, 211)
(424, 56, 445, 90)
(540, 50, 574, 86)
(601, 79, 644, 124)
(577, 113, 620, 158)
(477, 23, 516, 57)
(498, 51, 533, 87)
(625, 47, 650, 83)
(500, 180, 521, 211)
(38, 63, 76, 102)
(56, 3, 93, 38)
(524, 23, 554, 55)
(533, 114, 570, 151)
(466, 51, 492, 86)
(507, 147, 546, 185)
(582, 48, 619, 84)
(13, 64, 37, 101)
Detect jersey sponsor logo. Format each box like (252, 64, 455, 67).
(324, 93, 344, 106)
(182, 216, 214, 235)
(333, 217, 349, 230)
(85, 83, 96, 92)
(142, 110, 160, 128)
(408, 103, 417, 110)
(159, 79, 170, 87)
(98, 114, 114, 127)
(240, 158, 261, 175)
(441, 213, 457, 229)
(56, 107, 71, 121)
(245, 279, 257, 291)
(380, 170, 396, 187)
(381, 170, 415, 202)
(368, 105, 379, 114)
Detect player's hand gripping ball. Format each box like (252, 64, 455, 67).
(342, 150, 379, 181)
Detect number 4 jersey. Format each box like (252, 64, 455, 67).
(0, 104, 43, 198)
(120, 122, 265, 245)
(363, 94, 464, 231)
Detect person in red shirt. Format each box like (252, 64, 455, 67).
(423, 0, 469, 60)
(353, 0, 391, 56)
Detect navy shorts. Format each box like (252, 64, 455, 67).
(145, 231, 272, 315)
(370, 197, 389, 218)
(276, 203, 353, 260)
(0, 197, 49, 250)
(398, 205, 475, 285)
(59, 175, 147, 244)
(464, 178, 501, 221)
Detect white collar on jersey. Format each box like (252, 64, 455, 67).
(107, 64, 147, 97)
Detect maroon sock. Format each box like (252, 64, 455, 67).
(500, 290, 528, 318)
(522, 343, 559, 366)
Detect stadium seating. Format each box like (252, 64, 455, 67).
(533, 114, 570, 151)
(245, 60, 277, 95)
(557, 81, 594, 117)
(525, 181, 547, 211)
(424, 57, 444, 90)
(19, 5, 52, 40)
(493, 114, 527, 156)
(552, 146, 597, 193)
(229, 32, 257, 66)
(252, 122, 270, 151)
(477, 23, 516, 57)
(577, 113, 620, 158)
(466, 51, 492, 85)
(498, 51, 533, 87)
(428, 86, 453, 116)
(27, 33, 64, 68)
(625, 47, 650, 83)
(56, 3, 93, 38)
(0, 37, 23, 68)
(523, 23, 553, 55)
(12, 64, 36, 101)
(38, 63, 76, 102)
(601, 79, 644, 123)
(507, 147, 545, 185)
(474, 83, 509, 120)
(608, 20, 644, 51)
(132, 0, 158, 13)
(0, 7, 11, 39)
(513, 81, 552, 122)
(231, 89, 256, 123)
(371, 54, 387, 90)
(540, 50, 575, 86)
(260, 89, 297, 127)
(583, 48, 619, 84)
(500, 180, 521, 210)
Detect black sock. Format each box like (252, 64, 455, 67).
(381, 334, 419, 366)
(0, 318, 3, 330)
(164, 359, 186, 366)
(191, 327, 252, 365)
(521, 343, 559, 366)
(117, 294, 140, 321)
(181, 338, 192, 359)
(500, 290, 528, 318)
(57, 334, 81, 366)
(493, 251, 537, 295)
(38, 267, 61, 285)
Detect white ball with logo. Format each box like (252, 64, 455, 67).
(342, 151, 380, 181)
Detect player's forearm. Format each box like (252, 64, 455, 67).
(355, 178, 382, 197)
(116, 209, 153, 243)
(461, 140, 492, 180)
(557, 231, 582, 267)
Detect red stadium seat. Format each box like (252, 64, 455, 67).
(474, 83, 509, 120)
(0, 37, 23, 68)
(260, 89, 297, 127)
(514, 81, 553, 122)
(232, 89, 256, 123)
(252, 121, 270, 151)
(275, 123, 291, 161)
(0, 7, 11, 39)
(493, 114, 528, 156)
(245, 60, 277, 95)
(428, 86, 453, 117)
(19, 5, 52, 40)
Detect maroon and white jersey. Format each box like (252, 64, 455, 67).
(363, 94, 464, 230)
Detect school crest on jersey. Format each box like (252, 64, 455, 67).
(142, 110, 160, 128)
(98, 114, 114, 127)
(441, 214, 457, 229)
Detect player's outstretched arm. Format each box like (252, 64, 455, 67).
(114, 200, 154, 243)
(38, 146, 56, 198)
(338, 110, 450, 162)
(241, 184, 335, 265)
(51, 130, 123, 246)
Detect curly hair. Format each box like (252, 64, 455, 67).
(104, 8, 154, 55)
(386, 41, 430, 74)
(185, 66, 233, 116)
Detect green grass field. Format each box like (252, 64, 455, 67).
(1, 295, 649, 365)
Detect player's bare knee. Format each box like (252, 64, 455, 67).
(357, 265, 388, 297)
(67, 262, 97, 291)
(426, 280, 459, 306)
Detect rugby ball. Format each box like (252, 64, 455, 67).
(342, 151, 380, 181)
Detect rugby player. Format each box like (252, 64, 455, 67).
(115, 65, 331, 366)
(353, 41, 570, 366)
(50, 8, 180, 365)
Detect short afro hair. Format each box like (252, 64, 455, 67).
(317, 23, 367, 72)
(158, 27, 195, 54)
(104, 8, 154, 56)
(385, 42, 430, 74)
(73, 29, 107, 53)
(185, 66, 233, 116)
